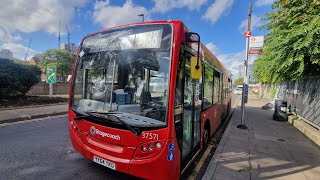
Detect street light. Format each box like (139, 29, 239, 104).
(138, 14, 144, 22)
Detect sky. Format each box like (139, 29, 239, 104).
(0, 0, 275, 78)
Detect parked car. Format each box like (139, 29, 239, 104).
(234, 88, 242, 95)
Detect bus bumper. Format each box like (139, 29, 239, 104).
(70, 130, 179, 180)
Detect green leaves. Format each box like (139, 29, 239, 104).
(253, 0, 320, 83)
(233, 78, 244, 87)
(40, 49, 75, 76)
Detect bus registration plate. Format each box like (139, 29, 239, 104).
(93, 155, 116, 170)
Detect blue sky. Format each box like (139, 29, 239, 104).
(0, 0, 275, 77)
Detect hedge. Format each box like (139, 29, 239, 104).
(0, 58, 41, 98)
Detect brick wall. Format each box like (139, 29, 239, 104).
(27, 83, 70, 95)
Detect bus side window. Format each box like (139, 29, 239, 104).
(213, 71, 220, 103)
(203, 63, 213, 108)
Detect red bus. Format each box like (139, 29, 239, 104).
(68, 20, 232, 179)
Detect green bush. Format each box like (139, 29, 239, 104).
(0, 58, 41, 98)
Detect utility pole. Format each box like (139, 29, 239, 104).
(58, 20, 61, 49)
(138, 14, 144, 22)
(238, 3, 252, 129)
(24, 38, 32, 61)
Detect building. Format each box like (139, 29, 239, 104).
(0, 49, 13, 59)
(61, 43, 79, 54)
(29, 54, 42, 65)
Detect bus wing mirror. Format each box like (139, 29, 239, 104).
(190, 56, 202, 80)
(186, 32, 201, 80)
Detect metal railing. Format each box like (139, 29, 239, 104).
(276, 76, 320, 129)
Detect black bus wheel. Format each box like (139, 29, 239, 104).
(203, 125, 210, 147)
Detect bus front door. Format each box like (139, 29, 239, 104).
(181, 54, 201, 169)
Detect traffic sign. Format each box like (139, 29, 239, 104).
(244, 30, 252, 37)
(46, 65, 57, 84)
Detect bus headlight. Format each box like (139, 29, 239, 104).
(155, 142, 161, 149)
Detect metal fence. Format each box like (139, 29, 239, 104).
(276, 76, 320, 128)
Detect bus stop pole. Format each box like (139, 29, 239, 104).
(238, 3, 252, 129)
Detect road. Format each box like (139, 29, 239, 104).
(0, 95, 241, 180)
(0, 115, 137, 180)
(231, 94, 241, 108)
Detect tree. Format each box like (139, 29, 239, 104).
(40, 49, 75, 77)
(233, 77, 244, 87)
(253, 0, 320, 83)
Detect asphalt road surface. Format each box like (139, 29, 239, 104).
(0, 95, 240, 180)
(0, 115, 138, 180)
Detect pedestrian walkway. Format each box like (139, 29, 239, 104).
(0, 104, 68, 124)
(203, 95, 320, 180)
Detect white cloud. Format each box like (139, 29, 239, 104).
(205, 42, 243, 78)
(205, 43, 219, 55)
(202, 0, 234, 25)
(1, 43, 37, 60)
(238, 15, 263, 32)
(0, 0, 87, 35)
(0, 26, 22, 43)
(218, 51, 244, 78)
(255, 0, 276, 7)
(217, 51, 258, 80)
(93, 0, 150, 28)
(151, 0, 207, 13)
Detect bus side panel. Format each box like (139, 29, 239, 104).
(223, 97, 230, 119)
(202, 104, 222, 137)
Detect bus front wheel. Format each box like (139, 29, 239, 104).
(203, 125, 210, 147)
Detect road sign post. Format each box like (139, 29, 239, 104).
(46, 65, 57, 97)
(238, 3, 253, 130)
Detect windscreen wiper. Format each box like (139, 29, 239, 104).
(71, 108, 90, 120)
(86, 111, 141, 136)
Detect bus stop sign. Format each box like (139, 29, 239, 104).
(46, 65, 57, 84)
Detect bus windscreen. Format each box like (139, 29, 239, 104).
(71, 24, 172, 128)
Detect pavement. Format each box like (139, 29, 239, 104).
(0, 104, 68, 124)
(202, 95, 320, 180)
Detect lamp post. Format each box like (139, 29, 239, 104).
(138, 14, 144, 22)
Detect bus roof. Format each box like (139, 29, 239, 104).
(82, 20, 231, 78)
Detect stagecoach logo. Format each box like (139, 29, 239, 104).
(90, 126, 121, 140)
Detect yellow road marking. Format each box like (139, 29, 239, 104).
(188, 96, 241, 179)
(188, 144, 214, 180)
